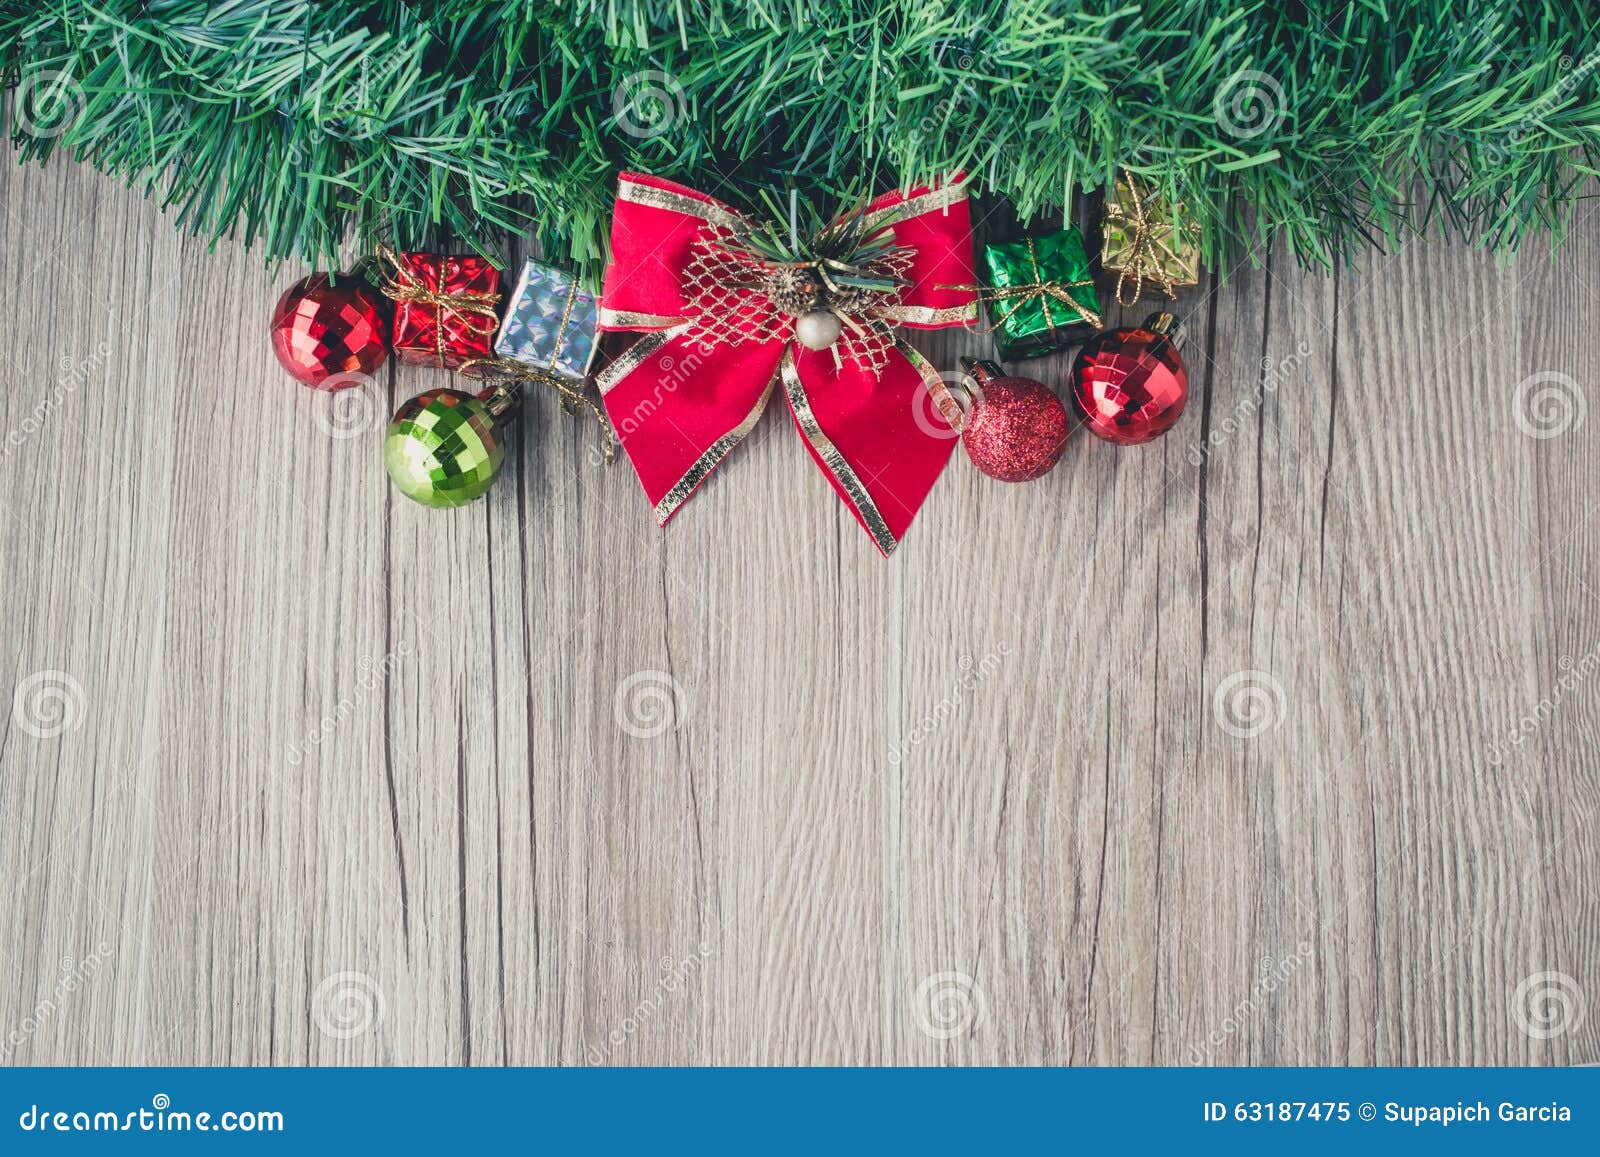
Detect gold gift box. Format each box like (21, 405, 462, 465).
(1101, 171, 1202, 304)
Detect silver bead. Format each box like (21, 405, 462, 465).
(794, 309, 842, 351)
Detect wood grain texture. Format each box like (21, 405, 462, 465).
(0, 157, 1596, 1067)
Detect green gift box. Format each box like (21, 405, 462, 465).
(979, 229, 1103, 360)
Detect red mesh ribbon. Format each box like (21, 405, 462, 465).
(595, 173, 977, 556)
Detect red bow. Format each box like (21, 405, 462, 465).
(596, 173, 977, 555)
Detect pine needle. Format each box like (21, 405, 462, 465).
(0, 0, 1594, 280)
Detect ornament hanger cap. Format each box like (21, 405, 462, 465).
(958, 356, 1005, 387)
(475, 382, 521, 420)
(1143, 311, 1180, 339)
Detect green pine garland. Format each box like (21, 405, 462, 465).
(3, 1, 1597, 277)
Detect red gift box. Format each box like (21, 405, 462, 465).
(382, 250, 502, 369)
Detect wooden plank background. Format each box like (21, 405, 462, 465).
(0, 154, 1595, 1066)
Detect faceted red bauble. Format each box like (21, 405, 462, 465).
(270, 274, 389, 389)
(1070, 311, 1188, 445)
(959, 358, 1072, 481)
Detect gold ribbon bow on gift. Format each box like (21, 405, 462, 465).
(375, 244, 501, 363)
(1102, 170, 1201, 307)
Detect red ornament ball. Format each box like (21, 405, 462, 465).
(958, 359, 1071, 481)
(270, 273, 389, 389)
(1070, 311, 1188, 444)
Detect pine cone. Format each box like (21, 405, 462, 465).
(763, 266, 823, 316)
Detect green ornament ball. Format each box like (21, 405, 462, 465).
(385, 386, 517, 508)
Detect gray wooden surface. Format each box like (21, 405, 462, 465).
(0, 155, 1595, 1067)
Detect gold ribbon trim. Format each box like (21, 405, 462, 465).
(1102, 170, 1198, 308)
(377, 244, 501, 364)
(876, 302, 979, 326)
(599, 307, 691, 330)
(459, 357, 618, 464)
(652, 380, 777, 525)
(617, 178, 748, 232)
(594, 327, 691, 397)
(779, 350, 897, 556)
(861, 181, 968, 232)
(896, 339, 962, 435)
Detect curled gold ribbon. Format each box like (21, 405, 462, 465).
(377, 244, 501, 364)
(1102, 169, 1200, 308)
(458, 357, 618, 464)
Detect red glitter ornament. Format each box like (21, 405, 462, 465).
(958, 358, 1072, 481)
(270, 273, 389, 389)
(1069, 312, 1187, 444)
